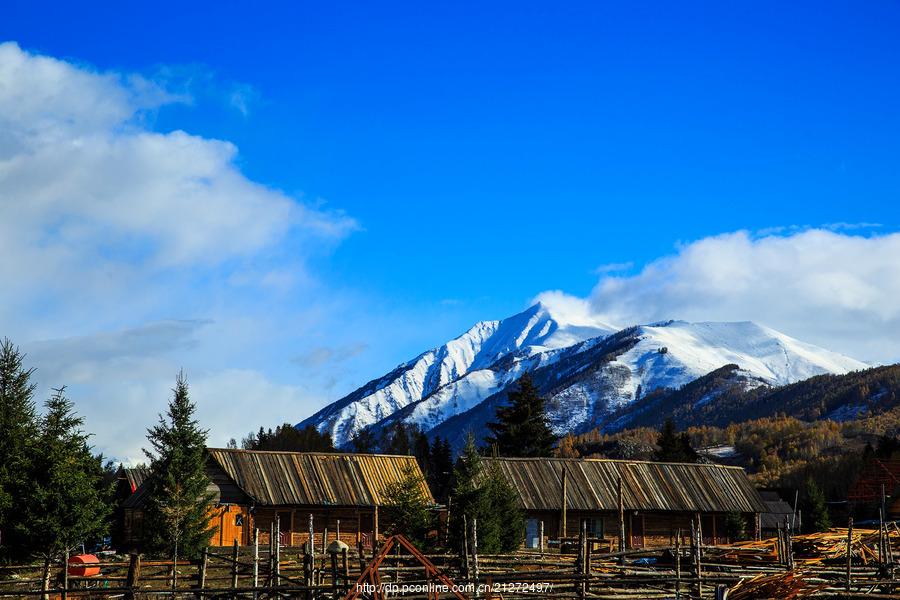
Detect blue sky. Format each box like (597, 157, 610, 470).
(2, 1, 899, 459)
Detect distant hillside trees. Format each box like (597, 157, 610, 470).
(0, 340, 110, 565)
(237, 423, 335, 452)
(485, 373, 556, 457)
(143, 373, 215, 560)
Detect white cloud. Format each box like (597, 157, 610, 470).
(0, 42, 356, 337)
(552, 229, 900, 363)
(0, 42, 363, 461)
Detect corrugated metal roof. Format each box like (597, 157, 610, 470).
(484, 457, 767, 514)
(207, 449, 434, 507)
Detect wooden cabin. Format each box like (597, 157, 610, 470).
(484, 457, 767, 548)
(121, 449, 433, 550)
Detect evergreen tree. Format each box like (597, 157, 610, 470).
(803, 477, 831, 533)
(143, 372, 215, 559)
(0, 339, 38, 555)
(241, 423, 335, 452)
(349, 428, 378, 453)
(413, 429, 432, 477)
(382, 422, 412, 455)
(724, 511, 747, 541)
(654, 419, 699, 462)
(382, 464, 434, 548)
(428, 437, 454, 503)
(450, 434, 525, 553)
(19, 388, 110, 578)
(484, 374, 556, 457)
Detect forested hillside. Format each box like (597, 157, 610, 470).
(566, 364, 900, 500)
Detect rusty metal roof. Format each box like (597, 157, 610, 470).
(207, 449, 434, 507)
(484, 457, 767, 514)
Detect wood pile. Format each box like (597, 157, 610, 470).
(727, 571, 825, 600)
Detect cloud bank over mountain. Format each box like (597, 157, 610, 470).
(539, 229, 900, 364)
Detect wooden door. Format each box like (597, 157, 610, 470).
(630, 514, 644, 548)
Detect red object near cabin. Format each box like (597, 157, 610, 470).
(67, 554, 100, 577)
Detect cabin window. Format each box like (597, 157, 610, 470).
(235, 514, 243, 526)
(584, 518, 604, 538)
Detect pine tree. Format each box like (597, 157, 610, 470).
(803, 477, 831, 533)
(0, 339, 39, 556)
(241, 423, 335, 452)
(382, 464, 434, 548)
(450, 434, 525, 553)
(484, 373, 556, 457)
(654, 419, 699, 462)
(19, 388, 110, 581)
(143, 372, 215, 559)
(350, 428, 378, 453)
(428, 437, 454, 503)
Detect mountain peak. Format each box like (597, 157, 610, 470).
(298, 305, 867, 449)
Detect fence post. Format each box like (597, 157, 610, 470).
(675, 529, 682, 600)
(577, 519, 586, 599)
(126, 553, 142, 600)
(472, 517, 480, 599)
(617, 476, 626, 566)
(539, 520, 544, 558)
(275, 515, 281, 585)
(561, 466, 568, 543)
(330, 550, 339, 599)
(341, 547, 349, 596)
(61, 549, 69, 600)
(231, 539, 239, 589)
(253, 527, 260, 599)
(462, 514, 470, 581)
(847, 517, 854, 595)
(197, 548, 207, 595)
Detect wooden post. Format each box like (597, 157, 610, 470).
(373, 505, 379, 556)
(268, 522, 275, 585)
(584, 526, 592, 595)
(472, 517, 480, 599)
(275, 515, 281, 584)
(847, 517, 854, 594)
(61, 549, 69, 600)
(40, 557, 51, 600)
(691, 517, 702, 600)
(675, 529, 682, 600)
(341, 548, 349, 595)
(330, 550, 339, 599)
(463, 514, 471, 580)
(231, 539, 239, 589)
(577, 519, 587, 599)
(617, 476, 626, 565)
(126, 553, 142, 600)
(253, 527, 260, 600)
(561, 466, 568, 541)
(539, 520, 545, 557)
(197, 547, 207, 592)
(323, 526, 329, 555)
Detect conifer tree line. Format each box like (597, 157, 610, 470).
(0, 339, 112, 565)
(0, 339, 216, 563)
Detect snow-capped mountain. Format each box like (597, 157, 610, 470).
(297, 304, 868, 448)
(296, 302, 615, 446)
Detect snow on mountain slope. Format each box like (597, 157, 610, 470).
(541, 320, 868, 434)
(296, 302, 615, 446)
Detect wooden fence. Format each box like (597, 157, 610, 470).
(4, 521, 900, 599)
